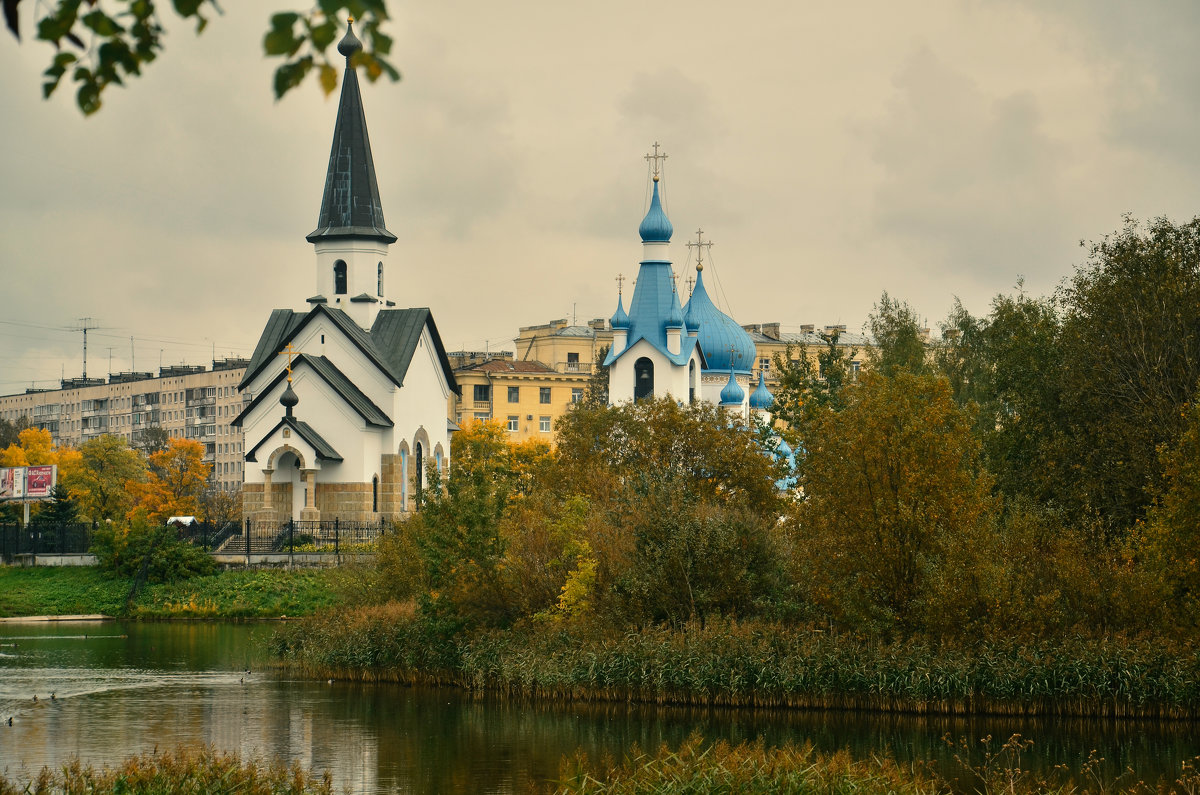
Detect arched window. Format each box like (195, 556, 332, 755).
(688, 360, 697, 404)
(372, 475, 379, 513)
(414, 442, 424, 509)
(377, 262, 384, 296)
(334, 260, 347, 295)
(634, 357, 654, 400)
(399, 448, 408, 509)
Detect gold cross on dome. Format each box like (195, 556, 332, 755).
(644, 142, 668, 179)
(615, 273, 626, 295)
(686, 275, 695, 296)
(279, 343, 299, 384)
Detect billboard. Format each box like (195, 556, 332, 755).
(0, 465, 56, 501)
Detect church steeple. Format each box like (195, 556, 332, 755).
(307, 21, 396, 244)
(306, 19, 395, 330)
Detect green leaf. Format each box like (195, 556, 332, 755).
(82, 9, 124, 36)
(171, 0, 203, 17)
(318, 63, 337, 95)
(272, 55, 313, 99)
(309, 19, 337, 51)
(264, 12, 302, 56)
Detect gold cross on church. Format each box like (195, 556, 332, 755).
(279, 343, 299, 384)
(615, 273, 626, 295)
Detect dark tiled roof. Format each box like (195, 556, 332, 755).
(240, 304, 461, 398)
(232, 354, 392, 429)
(245, 416, 343, 463)
(306, 66, 396, 244)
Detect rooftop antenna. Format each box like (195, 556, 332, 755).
(69, 317, 104, 379)
(130, 336, 135, 371)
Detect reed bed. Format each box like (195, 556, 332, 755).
(554, 733, 945, 794)
(0, 745, 332, 794)
(272, 609, 1200, 719)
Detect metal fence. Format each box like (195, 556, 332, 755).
(0, 517, 390, 563)
(0, 522, 94, 562)
(210, 518, 390, 557)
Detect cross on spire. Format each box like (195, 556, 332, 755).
(727, 342, 744, 367)
(685, 274, 696, 296)
(644, 142, 668, 180)
(280, 343, 299, 384)
(686, 228, 713, 272)
(615, 273, 626, 295)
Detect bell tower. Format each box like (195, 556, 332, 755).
(305, 19, 396, 329)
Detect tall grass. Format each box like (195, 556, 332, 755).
(273, 609, 1200, 719)
(0, 745, 332, 794)
(555, 733, 943, 794)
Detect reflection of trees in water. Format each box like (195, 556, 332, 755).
(313, 684, 1200, 791)
(5, 622, 1199, 793)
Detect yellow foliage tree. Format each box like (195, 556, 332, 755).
(0, 428, 82, 480)
(128, 438, 211, 526)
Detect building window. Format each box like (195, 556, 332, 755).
(567, 352, 580, 371)
(539, 387, 551, 404)
(474, 412, 491, 421)
(539, 416, 551, 432)
(377, 262, 384, 296)
(473, 384, 491, 402)
(507, 386, 520, 403)
(372, 475, 379, 512)
(334, 260, 347, 295)
(851, 360, 861, 382)
(571, 388, 584, 404)
(507, 415, 519, 432)
(759, 357, 770, 372)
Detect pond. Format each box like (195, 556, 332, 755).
(0, 620, 1197, 793)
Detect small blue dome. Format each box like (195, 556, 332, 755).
(684, 290, 701, 333)
(665, 289, 684, 329)
(776, 438, 792, 458)
(749, 371, 774, 410)
(638, 178, 673, 243)
(611, 293, 630, 330)
(719, 369, 744, 406)
(684, 269, 756, 372)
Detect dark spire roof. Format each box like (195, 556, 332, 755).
(306, 21, 397, 244)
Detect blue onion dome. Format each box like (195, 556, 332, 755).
(687, 269, 756, 372)
(749, 371, 774, 410)
(684, 277, 702, 333)
(638, 177, 673, 243)
(665, 287, 684, 329)
(611, 293, 630, 330)
(776, 438, 793, 458)
(720, 369, 745, 406)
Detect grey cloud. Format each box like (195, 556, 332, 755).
(867, 46, 1069, 281)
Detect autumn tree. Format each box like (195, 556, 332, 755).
(770, 330, 857, 431)
(128, 438, 210, 525)
(791, 371, 995, 634)
(4, 0, 399, 115)
(66, 434, 146, 523)
(866, 292, 929, 377)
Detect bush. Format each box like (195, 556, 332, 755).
(92, 518, 214, 583)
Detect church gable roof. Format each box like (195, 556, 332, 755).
(245, 416, 343, 463)
(371, 308, 461, 397)
(240, 304, 460, 397)
(231, 353, 393, 429)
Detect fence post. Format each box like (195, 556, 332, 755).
(334, 517, 340, 559)
(288, 518, 294, 567)
(31, 523, 38, 566)
(246, 518, 251, 562)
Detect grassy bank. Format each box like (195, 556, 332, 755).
(271, 604, 1200, 719)
(0, 746, 332, 794)
(0, 566, 351, 619)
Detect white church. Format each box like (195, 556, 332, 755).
(234, 22, 459, 525)
(604, 155, 774, 419)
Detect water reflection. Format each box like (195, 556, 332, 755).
(0, 621, 1197, 793)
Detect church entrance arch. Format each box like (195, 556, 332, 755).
(268, 446, 307, 521)
(634, 357, 654, 400)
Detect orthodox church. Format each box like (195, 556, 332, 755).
(604, 152, 771, 420)
(234, 22, 459, 525)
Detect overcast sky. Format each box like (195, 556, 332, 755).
(2, 1, 1198, 393)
